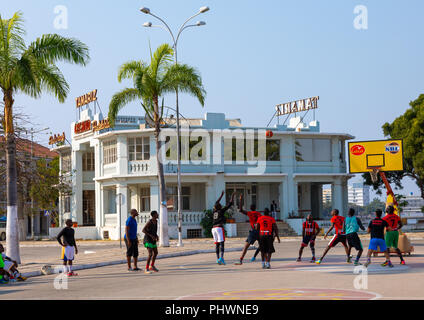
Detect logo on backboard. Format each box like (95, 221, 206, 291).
(385, 142, 400, 154)
(351, 145, 365, 156)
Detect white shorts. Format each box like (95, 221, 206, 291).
(3, 260, 14, 271)
(212, 227, 225, 244)
(61, 246, 75, 261)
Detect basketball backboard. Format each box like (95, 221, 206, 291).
(348, 139, 404, 174)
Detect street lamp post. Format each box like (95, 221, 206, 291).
(140, 6, 209, 247)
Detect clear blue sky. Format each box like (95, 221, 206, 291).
(3, 0, 424, 196)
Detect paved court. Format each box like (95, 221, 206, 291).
(1, 238, 423, 300)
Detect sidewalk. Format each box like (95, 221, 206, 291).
(9, 232, 424, 278)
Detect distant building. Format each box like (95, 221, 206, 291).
(348, 183, 370, 206)
(322, 188, 332, 204)
(0, 136, 58, 239)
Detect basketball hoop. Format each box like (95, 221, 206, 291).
(369, 167, 380, 184)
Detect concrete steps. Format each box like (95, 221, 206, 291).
(235, 221, 297, 237)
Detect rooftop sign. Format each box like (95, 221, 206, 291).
(276, 96, 319, 116)
(76, 89, 97, 108)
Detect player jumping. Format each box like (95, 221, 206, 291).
(383, 205, 405, 265)
(297, 214, 320, 263)
(345, 208, 365, 265)
(235, 194, 261, 265)
(212, 190, 235, 265)
(316, 209, 349, 264)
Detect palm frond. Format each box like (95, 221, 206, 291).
(25, 34, 89, 66)
(149, 43, 173, 82)
(108, 88, 142, 127)
(0, 11, 26, 61)
(117, 60, 143, 83)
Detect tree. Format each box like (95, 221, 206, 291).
(108, 43, 205, 247)
(0, 12, 89, 262)
(363, 94, 424, 199)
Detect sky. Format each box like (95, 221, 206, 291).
(2, 0, 424, 197)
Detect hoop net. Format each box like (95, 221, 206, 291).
(370, 167, 380, 183)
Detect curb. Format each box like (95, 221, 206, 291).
(22, 246, 250, 278)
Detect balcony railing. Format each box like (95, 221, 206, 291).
(137, 211, 204, 226)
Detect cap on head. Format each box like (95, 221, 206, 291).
(348, 208, 355, 216)
(376, 209, 383, 218)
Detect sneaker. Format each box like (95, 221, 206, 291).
(67, 271, 78, 276)
(381, 261, 389, 267)
(262, 263, 266, 269)
(149, 266, 159, 272)
(315, 259, 322, 265)
(250, 256, 256, 262)
(144, 269, 152, 274)
(310, 257, 316, 263)
(296, 257, 301, 262)
(217, 259, 222, 265)
(347, 256, 353, 263)
(354, 261, 362, 266)
(234, 260, 243, 265)
(266, 263, 271, 269)
(17, 276, 27, 281)
(388, 262, 394, 268)
(220, 258, 226, 265)
(128, 268, 133, 272)
(400, 260, 406, 265)
(133, 267, 141, 271)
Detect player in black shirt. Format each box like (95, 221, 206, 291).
(364, 209, 393, 268)
(142, 211, 159, 273)
(212, 190, 235, 265)
(57, 219, 78, 276)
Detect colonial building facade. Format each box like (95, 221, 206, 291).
(52, 109, 354, 239)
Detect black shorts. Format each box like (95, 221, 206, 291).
(125, 238, 139, 258)
(301, 235, 316, 247)
(246, 229, 259, 245)
(259, 235, 275, 254)
(346, 233, 363, 251)
(328, 234, 347, 248)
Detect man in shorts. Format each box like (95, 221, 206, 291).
(383, 205, 405, 265)
(235, 194, 262, 265)
(364, 209, 393, 268)
(345, 208, 365, 265)
(297, 214, 320, 263)
(57, 219, 78, 276)
(316, 209, 349, 264)
(212, 191, 235, 265)
(125, 209, 140, 271)
(256, 208, 280, 269)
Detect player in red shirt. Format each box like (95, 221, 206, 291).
(297, 214, 320, 263)
(316, 209, 349, 264)
(383, 205, 405, 265)
(256, 208, 280, 269)
(235, 195, 262, 265)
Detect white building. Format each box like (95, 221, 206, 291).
(51, 108, 354, 240)
(348, 183, 370, 206)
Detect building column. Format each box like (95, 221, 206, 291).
(116, 183, 128, 240)
(150, 181, 160, 213)
(332, 178, 344, 215)
(279, 180, 287, 220)
(117, 136, 128, 175)
(129, 185, 139, 212)
(205, 180, 216, 211)
(71, 150, 83, 224)
(287, 175, 298, 218)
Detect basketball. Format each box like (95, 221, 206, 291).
(266, 130, 273, 138)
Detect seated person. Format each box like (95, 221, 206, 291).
(0, 243, 26, 281)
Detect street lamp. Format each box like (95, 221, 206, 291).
(140, 6, 209, 247)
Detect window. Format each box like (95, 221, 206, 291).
(83, 151, 95, 171)
(296, 139, 331, 162)
(61, 152, 71, 173)
(103, 140, 117, 165)
(187, 229, 202, 238)
(107, 189, 116, 214)
(224, 137, 281, 161)
(140, 187, 150, 212)
(64, 196, 71, 213)
(128, 137, 150, 161)
(166, 186, 191, 211)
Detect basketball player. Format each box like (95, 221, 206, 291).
(297, 214, 320, 263)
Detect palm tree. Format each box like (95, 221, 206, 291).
(108, 43, 205, 247)
(0, 12, 89, 262)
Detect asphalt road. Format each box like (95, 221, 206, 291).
(1, 239, 424, 300)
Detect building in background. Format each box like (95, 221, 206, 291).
(322, 188, 332, 204)
(0, 137, 58, 239)
(348, 182, 370, 206)
(401, 194, 424, 231)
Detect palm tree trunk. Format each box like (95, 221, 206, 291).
(3, 91, 21, 263)
(154, 115, 169, 247)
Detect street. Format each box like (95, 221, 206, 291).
(1, 238, 424, 300)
